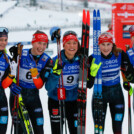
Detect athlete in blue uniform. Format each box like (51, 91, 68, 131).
(87, 32, 133, 134)
(45, 30, 100, 134)
(0, 27, 21, 134)
(10, 30, 53, 134)
(126, 25, 134, 81)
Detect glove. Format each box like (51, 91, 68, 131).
(51, 29, 61, 41)
(26, 54, 38, 78)
(9, 57, 19, 77)
(123, 82, 133, 96)
(90, 58, 101, 77)
(53, 59, 63, 76)
(9, 43, 22, 63)
(121, 62, 134, 83)
(43, 59, 53, 78)
(10, 83, 22, 96)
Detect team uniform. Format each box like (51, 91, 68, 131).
(0, 51, 15, 134)
(87, 50, 132, 134)
(10, 49, 52, 134)
(45, 49, 80, 134)
(126, 25, 134, 83)
(0, 27, 22, 134)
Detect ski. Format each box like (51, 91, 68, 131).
(18, 95, 33, 134)
(77, 9, 90, 134)
(124, 45, 132, 134)
(93, 9, 103, 134)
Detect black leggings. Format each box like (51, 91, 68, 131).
(92, 84, 125, 134)
(10, 88, 44, 134)
(0, 87, 8, 134)
(48, 97, 77, 134)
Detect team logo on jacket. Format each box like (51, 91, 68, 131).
(52, 109, 59, 115)
(42, 55, 47, 61)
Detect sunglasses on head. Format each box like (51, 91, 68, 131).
(63, 30, 77, 37)
(0, 27, 8, 33)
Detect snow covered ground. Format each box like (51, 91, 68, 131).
(0, 1, 133, 134)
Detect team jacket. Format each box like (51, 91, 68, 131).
(45, 50, 80, 101)
(87, 51, 133, 87)
(19, 49, 51, 89)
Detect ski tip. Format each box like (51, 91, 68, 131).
(87, 10, 90, 25)
(93, 9, 96, 14)
(83, 9, 86, 25)
(93, 9, 96, 17)
(97, 10, 100, 16)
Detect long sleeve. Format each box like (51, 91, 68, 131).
(121, 50, 134, 83)
(1, 65, 14, 89)
(45, 73, 60, 92)
(32, 57, 53, 89)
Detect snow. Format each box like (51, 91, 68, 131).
(0, 1, 17, 14)
(0, 0, 111, 31)
(0, 1, 133, 134)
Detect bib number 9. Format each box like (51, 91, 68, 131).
(67, 76, 74, 83)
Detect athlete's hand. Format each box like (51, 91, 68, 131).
(26, 54, 38, 78)
(51, 28, 61, 41)
(90, 58, 101, 77)
(53, 59, 63, 76)
(123, 82, 133, 96)
(10, 83, 22, 96)
(9, 56, 19, 77)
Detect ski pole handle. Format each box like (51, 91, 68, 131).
(57, 87, 66, 100)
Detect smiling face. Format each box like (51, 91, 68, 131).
(63, 39, 78, 59)
(31, 41, 47, 56)
(99, 42, 113, 56)
(0, 36, 8, 51)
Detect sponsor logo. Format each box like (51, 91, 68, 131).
(42, 55, 47, 62)
(0, 116, 8, 124)
(127, 5, 134, 10)
(23, 50, 28, 56)
(1, 107, 8, 111)
(115, 104, 124, 109)
(115, 113, 123, 121)
(36, 118, 44, 126)
(0, 61, 5, 66)
(120, 4, 126, 10)
(37, 63, 42, 68)
(52, 109, 59, 115)
(34, 108, 42, 113)
(74, 120, 77, 127)
(64, 65, 79, 70)
(117, 12, 134, 18)
(103, 59, 118, 65)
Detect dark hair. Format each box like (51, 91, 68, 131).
(75, 41, 81, 56)
(34, 30, 46, 34)
(112, 43, 122, 57)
